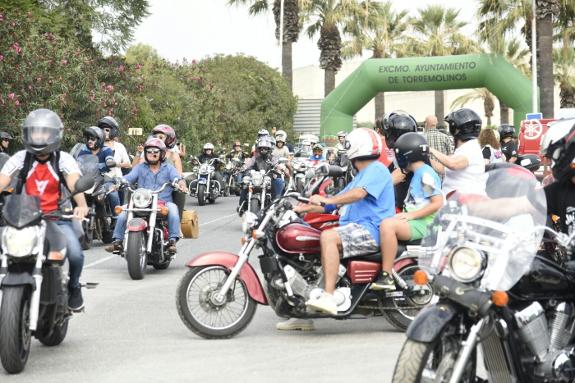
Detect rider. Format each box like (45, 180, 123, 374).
(499, 124, 518, 163)
(0, 109, 89, 311)
(99, 116, 132, 177)
(293, 128, 395, 315)
(373, 133, 443, 290)
(309, 143, 326, 162)
(273, 130, 290, 158)
(237, 135, 285, 215)
(430, 108, 487, 197)
(107, 137, 187, 254)
(198, 142, 225, 193)
(77, 126, 121, 212)
(335, 131, 347, 152)
(226, 140, 248, 162)
(133, 124, 183, 174)
(0, 131, 12, 154)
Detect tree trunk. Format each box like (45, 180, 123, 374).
(434, 90, 445, 127)
(537, 13, 555, 117)
(324, 69, 336, 97)
(282, 40, 292, 91)
(499, 101, 510, 125)
(374, 92, 385, 120)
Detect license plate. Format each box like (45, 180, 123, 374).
(385, 291, 405, 298)
(198, 178, 207, 184)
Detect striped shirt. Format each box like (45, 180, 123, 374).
(424, 128, 453, 156)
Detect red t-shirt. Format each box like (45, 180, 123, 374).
(25, 162, 61, 212)
(378, 135, 394, 167)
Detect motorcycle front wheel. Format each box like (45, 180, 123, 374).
(176, 266, 257, 339)
(126, 231, 147, 280)
(0, 286, 32, 374)
(197, 184, 207, 206)
(249, 198, 260, 215)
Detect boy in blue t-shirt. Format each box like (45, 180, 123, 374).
(372, 133, 443, 290)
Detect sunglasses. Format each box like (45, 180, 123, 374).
(1, 138, 10, 142)
(87, 136, 98, 142)
(146, 148, 161, 155)
(103, 128, 111, 132)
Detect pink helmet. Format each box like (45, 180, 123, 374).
(143, 137, 167, 162)
(152, 124, 176, 149)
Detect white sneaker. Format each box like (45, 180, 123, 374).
(276, 318, 315, 331)
(305, 292, 338, 315)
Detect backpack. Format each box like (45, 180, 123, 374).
(16, 151, 69, 197)
(485, 145, 504, 164)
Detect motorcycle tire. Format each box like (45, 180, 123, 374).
(176, 266, 257, 339)
(126, 231, 147, 280)
(0, 286, 32, 374)
(81, 219, 93, 250)
(249, 198, 260, 215)
(383, 264, 432, 332)
(197, 184, 207, 206)
(36, 318, 69, 347)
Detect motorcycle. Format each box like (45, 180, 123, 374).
(76, 155, 116, 249)
(391, 165, 575, 383)
(188, 157, 222, 206)
(0, 176, 94, 374)
(291, 158, 313, 194)
(222, 157, 243, 197)
(114, 181, 179, 280)
(176, 177, 432, 338)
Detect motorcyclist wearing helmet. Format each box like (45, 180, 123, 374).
(430, 108, 487, 197)
(541, 120, 575, 235)
(77, 126, 121, 212)
(108, 137, 187, 254)
(309, 143, 326, 162)
(0, 109, 89, 311)
(237, 135, 286, 215)
(291, 128, 395, 316)
(373, 133, 443, 290)
(133, 124, 183, 175)
(273, 130, 290, 158)
(335, 131, 347, 152)
(0, 131, 12, 153)
(226, 140, 248, 162)
(99, 116, 131, 177)
(198, 142, 225, 194)
(498, 124, 518, 163)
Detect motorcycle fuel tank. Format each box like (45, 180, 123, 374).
(276, 223, 321, 255)
(511, 255, 575, 300)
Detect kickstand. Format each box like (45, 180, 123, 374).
(81, 282, 99, 289)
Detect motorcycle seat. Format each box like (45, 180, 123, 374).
(350, 239, 422, 263)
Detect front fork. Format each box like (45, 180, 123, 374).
(448, 318, 485, 383)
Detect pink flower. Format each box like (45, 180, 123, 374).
(0, 54, 3, 62)
(14, 100, 19, 106)
(28, 85, 32, 90)
(7, 93, 15, 100)
(36, 77, 41, 82)
(118, 65, 125, 72)
(106, 84, 114, 93)
(135, 63, 142, 70)
(192, 59, 197, 65)
(61, 59, 68, 65)
(11, 42, 21, 55)
(0, 14, 4, 22)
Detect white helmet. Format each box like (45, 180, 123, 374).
(346, 128, 383, 160)
(275, 129, 287, 142)
(541, 119, 575, 157)
(203, 142, 214, 150)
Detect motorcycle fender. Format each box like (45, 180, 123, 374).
(186, 252, 268, 305)
(406, 303, 457, 343)
(1, 272, 36, 289)
(393, 255, 417, 272)
(127, 217, 148, 232)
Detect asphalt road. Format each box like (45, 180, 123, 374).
(1, 196, 406, 383)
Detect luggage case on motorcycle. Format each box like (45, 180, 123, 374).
(181, 210, 199, 239)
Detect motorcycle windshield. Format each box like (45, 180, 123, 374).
(0, 153, 10, 170)
(420, 165, 546, 291)
(3, 193, 42, 228)
(77, 154, 101, 177)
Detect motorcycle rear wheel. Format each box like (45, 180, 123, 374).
(0, 286, 32, 374)
(176, 266, 256, 339)
(126, 231, 147, 280)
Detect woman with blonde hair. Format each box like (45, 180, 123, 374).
(478, 128, 504, 164)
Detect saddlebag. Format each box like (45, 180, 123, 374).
(181, 209, 199, 239)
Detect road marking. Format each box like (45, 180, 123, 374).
(84, 212, 238, 269)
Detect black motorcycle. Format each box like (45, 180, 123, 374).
(0, 176, 94, 374)
(392, 166, 575, 383)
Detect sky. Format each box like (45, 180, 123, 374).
(132, 0, 479, 70)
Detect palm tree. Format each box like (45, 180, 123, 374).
(304, 0, 359, 96)
(554, 48, 575, 108)
(410, 5, 476, 124)
(536, 0, 560, 117)
(342, 1, 409, 119)
(228, 0, 303, 90)
(451, 88, 495, 126)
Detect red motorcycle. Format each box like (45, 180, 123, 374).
(176, 190, 432, 339)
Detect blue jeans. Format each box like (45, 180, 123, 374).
(271, 178, 285, 199)
(104, 182, 121, 214)
(55, 221, 84, 289)
(113, 202, 180, 242)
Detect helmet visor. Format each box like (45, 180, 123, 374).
(23, 126, 60, 149)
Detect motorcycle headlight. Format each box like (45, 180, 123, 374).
(133, 188, 153, 208)
(199, 164, 209, 174)
(264, 175, 272, 184)
(2, 226, 40, 258)
(243, 176, 251, 185)
(448, 247, 485, 283)
(252, 172, 264, 187)
(241, 212, 259, 234)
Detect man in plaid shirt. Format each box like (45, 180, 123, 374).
(424, 115, 453, 156)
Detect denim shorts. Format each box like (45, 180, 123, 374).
(334, 223, 379, 259)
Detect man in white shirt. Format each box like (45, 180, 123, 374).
(429, 108, 487, 198)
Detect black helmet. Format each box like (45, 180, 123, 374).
(0, 131, 12, 141)
(546, 123, 575, 181)
(394, 132, 429, 169)
(382, 111, 417, 148)
(498, 124, 515, 140)
(445, 108, 481, 141)
(22, 108, 63, 155)
(83, 126, 104, 149)
(518, 154, 541, 172)
(97, 116, 119, 139)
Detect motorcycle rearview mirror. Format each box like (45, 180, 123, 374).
(327, 165, 344, 177)
(106, 159, 117, 168)
(74, 175, 96, 194)
(315, 163, 330, 176)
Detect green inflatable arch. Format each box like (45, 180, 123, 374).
(320, 54, 537, 140)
